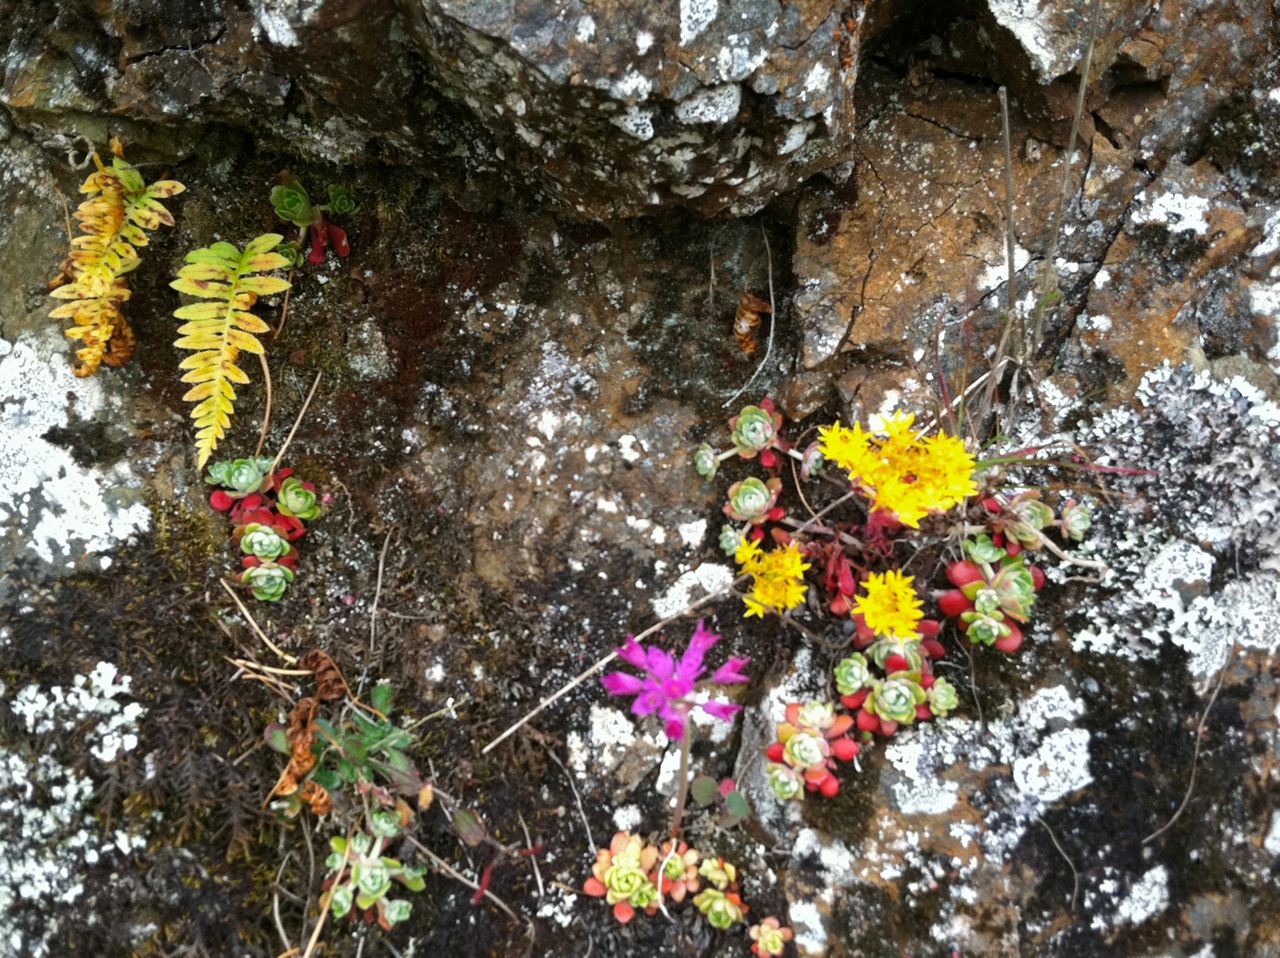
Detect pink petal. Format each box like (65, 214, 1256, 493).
(601, 672, 644, 697)
(698, 700, 742, 723)
(709, 656, 751, 685)
(616, 637, 647, 669)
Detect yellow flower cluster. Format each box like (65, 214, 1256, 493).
(735, 539, 810, 618)
(817, 412, 977, 527)
(852, 569, 923, 639)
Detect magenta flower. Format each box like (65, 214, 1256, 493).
(600, 620, 751, 739)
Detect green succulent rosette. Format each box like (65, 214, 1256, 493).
(866, 673, 927, 725)
(277, 476, 322, 519)
(271, 175, 316, 228)
(927, 677, 960, 716)
(719, 523, 744, 556)
(834, 653, 874, 696)
(240, 562, 295, 601)
(694, 888, 745, 929)
(724, 477, 780, 523)
(206, 456, 274, 493)
(240, 522, 291, 560)
(767, 763, 803, 801)
(730, 404, 778, 456)
(602, 856, 656, 908)
(695, 443, 720, 479)
(326, 184, 360, 216)
(782, 730, 828, 770)
(1061, 499, 1092, 540)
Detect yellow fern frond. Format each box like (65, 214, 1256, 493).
(171, 234, 291, 468)
(49, 149, 184, 376)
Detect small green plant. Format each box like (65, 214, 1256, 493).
(204, 458, 325, 602)
(270, 171, 359, 265)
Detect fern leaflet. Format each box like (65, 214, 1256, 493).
(171, 233, 291, 468)
(49, 148, 184, 376)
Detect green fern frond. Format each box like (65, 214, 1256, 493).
(171, 233, 291, 468)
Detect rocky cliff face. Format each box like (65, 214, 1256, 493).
(2, 1, 1279, 956)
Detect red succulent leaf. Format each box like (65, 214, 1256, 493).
(920, 673, 936, 689)
(784, 703, 801, 725)
(915, 704, 933, 720)
(994, 621, 1024, 653)
(918, 619, 941, 637)
(760, 449, 777, 469)
(841, 689, 869, 710)
(856, 709, 880, 733)
(946, 561, 984, 588)
(1030, 565, 1046, 590)
(939, 589, 974, 617)
(766, 742, 785, 763)
(1005, 540, 1022, 557)
(209, 490, 233, 511)
(922, 638, 946, 659)
(830, 737, 859, 761)
(884, 654, 910, 674)
(766, 506, 787, 522)
(328, 223, 350, 257)
(982, 497, 1002, 513)
(827, 714, 854, 738)
(613, 901, 636, 924)
(819, 775, 840, 798)
(584, 877, 607, 898)
(830, 594, 851, 617)
(877, 718, 899, 736)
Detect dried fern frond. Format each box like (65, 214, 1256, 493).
(172, 233, 291, 469)
(49, 150, 184, 376)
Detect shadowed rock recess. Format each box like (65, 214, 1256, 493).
(1, 0, 1279, 956)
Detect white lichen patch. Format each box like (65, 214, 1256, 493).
(675, 84, 742, 126)
(1131, 186, 1213, 235)
(650, 562, 735, 619)
(0, 336, 151, 568)
(1113, 865, 1169, 927)
(679, 0, 718, 46)
(1, 662, 147, 956)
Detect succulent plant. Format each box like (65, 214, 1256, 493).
(718, 523, 745, 556)
(834, 653, 874, 697)
(326, 832, 425, 930)
(277, 476, 322, 519)
(750, 917, 795, 957)
(239, 562, 295, 601)
(693, 887, 747, 929)
(864, 672, 928, 729)
(729, 403, 782, 458)
(927, 676, 960, 716)
(766, 701, 859, 798)
(724, 477, 782, 523)
(270, 174, 316, 228)
(326, 184, 360, 217)
(240, 522, 291, 560)
(695, 443, 720, 479)
(206, 457, 274, 495)
(1060, 498, 1092, 540)
(584, 831, 660, 924)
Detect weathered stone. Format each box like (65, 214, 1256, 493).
(0, 0, 866, 218)
(1066, 158, 1266, 394)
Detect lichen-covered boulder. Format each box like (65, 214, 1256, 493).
(0, 0, 864, 218)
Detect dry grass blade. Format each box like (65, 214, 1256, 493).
(220, 578, 298, 663)
(269, 371, 323, 476)
(254, 349, 274, 459)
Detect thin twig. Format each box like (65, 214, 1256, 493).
(542, 745, 596, 856)
(220, 579, 298, 664)
(1034, 0, 1100, 352)
(269, 372, 323, 476)
(370, 530, 394, 667)
(723, 226, 777, 408)
(1142, 651, 1232, 844)
(1035, 815, 1080, 911)
(518, 812, 545, 899)
(299, 827, 351, 958)
(272, 267, 296, 340)
(272, 852, 296, 957)
(963, 638, 985, 732)
(481, 579, 743, 754)
(254, 350, 274, 459)
(404, 835, 525, 925)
